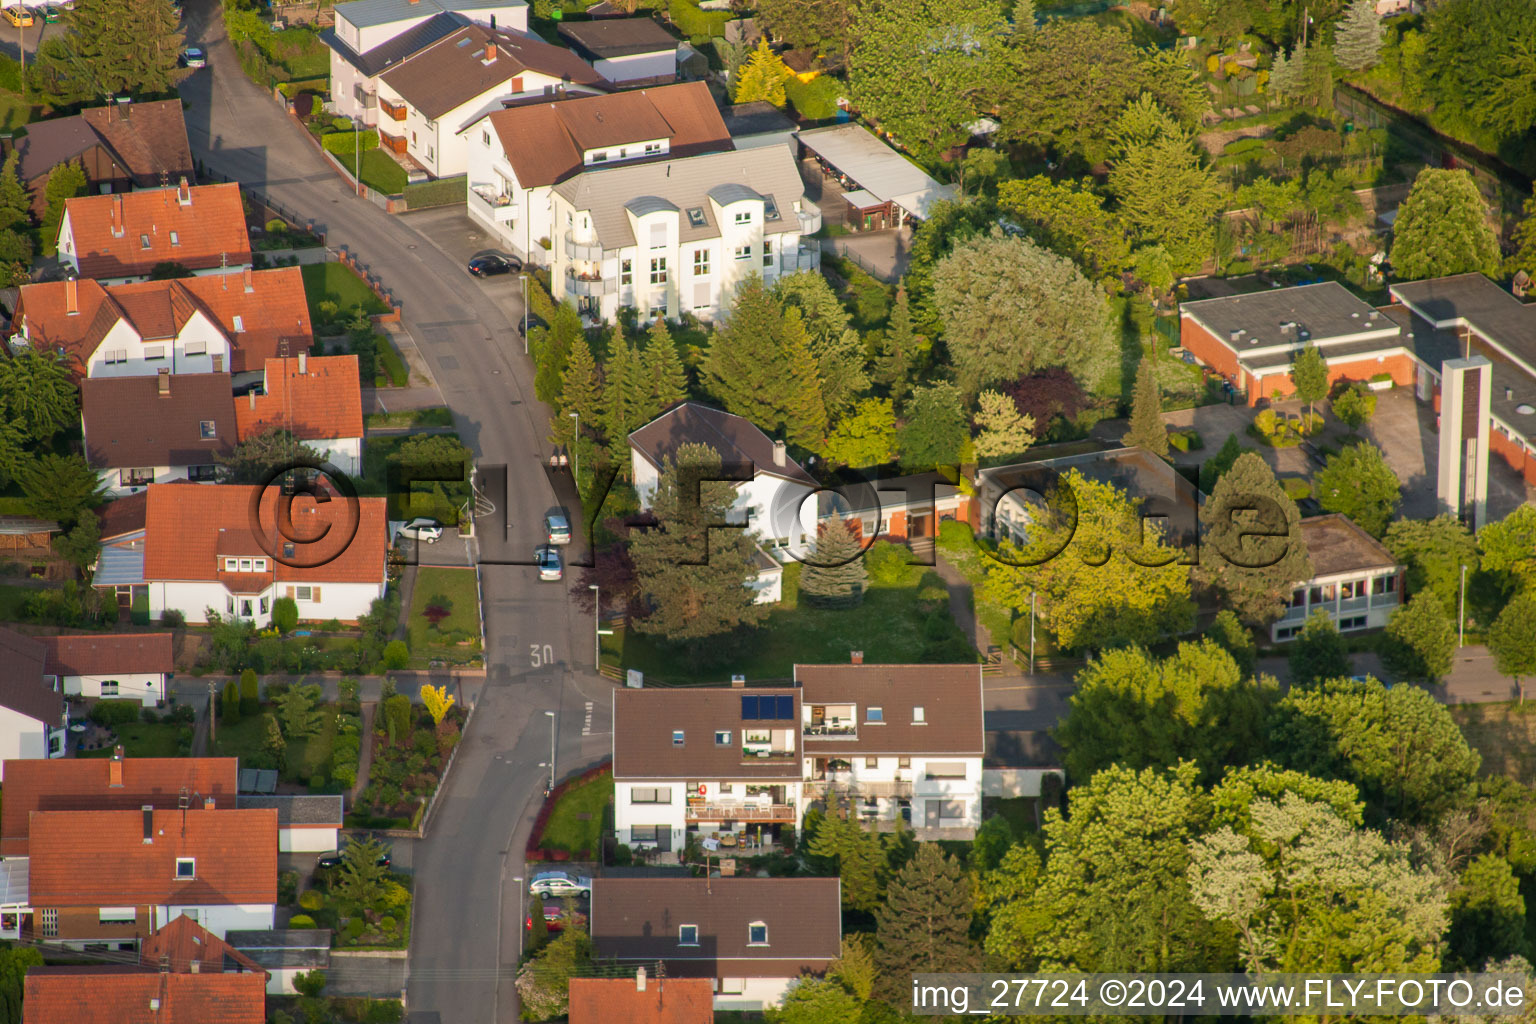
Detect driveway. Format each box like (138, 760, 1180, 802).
(177, 3, 614, 1021)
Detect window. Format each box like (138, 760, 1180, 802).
(1373, 574, 1398, 595)
(650, 257, 668, 285)
(672, 729, 685, 746)
(1340, 615, 1368, 631)
(188, 464, 218, 482)
(926, 762, 967, 778)
(693, 249, 710, 276)
(591, 150, 608, 163)
(1276, 624, 1302, 641)
(200, 420, 217, 440)
(715, 730, 731, 746)
(720, 783, 733, 794)
(140, 233, 151, 249)
(296, 586, 313, 600)
(620, 259, 633, 286)
(99, 907, 136, 925)
(866, 706, 883, 723)
(718, 979, 745, 995)
(483, 130, 490, 146)
(283, 542, 295, 558)
(763, 197, 780, 220)
(644, 141, 662, 155)
(169, 231, 180, 246)
(649, 223, 667, 249)
(104, 349, 127, 364)
(629, 824, 662, 843)
(734, 211, 751, 225)
(687, 207, 707, 228)
(733, 244, 751, 261)
(898, 756, 911, 770)
(224, 558, 238, 572)
(121, 468, 154, 487)
(630, 787, 671, 804)
(227, 596, 235, 614)
(232, 316, 245, 332)
(679, 924, 699, 944)
(865, 757, 878, 769)
(260, 596, 269, 614)
(38, 909, 57, 938)
(144, 345, 166, 360)
(241, 600, 253, 617)
(913, 706, 925, 724)
(239, 558, 252, 572)
(253, 558, 266, 571)
(748, 922, 768, 946)
(763, 240, 774, 268)
(175, 858, 196, 880)
(100, 680, 120, 696)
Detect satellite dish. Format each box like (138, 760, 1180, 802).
(1516, 404, 1535, 416)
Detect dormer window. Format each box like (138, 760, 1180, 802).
(199, 420, 217, 440)
(679, 925, 699, 945)
(733, 211, 751, 225)
(866, 707, 883, 723)
(748, 922, 768, 946)
(644, 142, 661, 155)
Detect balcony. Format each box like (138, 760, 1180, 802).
(564, 232, 604, 261)
(915, 775, 977, 797)
(804, 722, 856, 738)
(380, 98, 407, 122)
(686, 802, 796, 823)
(797, 207, 822, 234)
(565, 271, 616, 297)
(780, 246, 820, 273)
(805, 777, 913, 800)
(469, 186, 519, 224)
(379, 130, 407, 156)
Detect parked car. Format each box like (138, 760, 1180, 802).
(526, 903, 587, 934)
(467, 252, 522, 278)
(2, 7, 35, 26)
(317, 848, 392, 870)
(544, 512, 571, 545)
(398, 517, 444, 544)
(536, 545, 563, 581)
(179, 46, 206, 68)
(529, 871, 591, 900)
(41, 3, 63, 22)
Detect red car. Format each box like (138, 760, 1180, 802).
(526, 903, 587, 934)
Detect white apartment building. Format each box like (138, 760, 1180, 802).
(548, 145, 820, 323)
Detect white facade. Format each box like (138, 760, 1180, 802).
(98, 463, 219, 500)
(589, 50, 675, 85)
(0, 705, 66, 781)
(806, 755, 983, 832)
(151, 579, 385, 627)
(1271, 565, 1403, 642)
(631, 453, 817, 557)
(20, 306, 232, 380)
(463, 121, 557, 265)
(716, 977, 799, 1012)
(279, 826, 340, 854)
(56, 672, 167, 707)
(615, 778, 803, 852)
(154, 904, 275, 941)
(309, 436, 363, 478)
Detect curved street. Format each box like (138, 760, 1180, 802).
(175, 3, 614, 1020)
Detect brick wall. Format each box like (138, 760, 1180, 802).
(1489, 426, 1536, 485)
(1180, 317, 1240, 382)
(1250, 353, 1417, 403)
(46, 905, 149, 941)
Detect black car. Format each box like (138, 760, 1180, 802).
(468, 253, 522, 277)
(317, 850, 391, 870)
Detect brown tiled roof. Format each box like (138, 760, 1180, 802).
(592, 877, 841, 975)
(487, 81, 730, 188)
(81, 99, 195, 187)
(61, 183, 251, 279)
(557, 17, 679, 60)
(0, 628, 65, 728)
(81, 372, 237, 471)
(612, 687, 802, 781)
(628, 402, 815, 485)
(97, 491, 148, 540)
(13, 116, 103, 187)
(141, 914, 268, 976)
(37, 632, 175, 678)
(1301, 513, 1400, 578)
(1, 756, 238, 857)
(142, 484, 388, 586)
(796, 663, 985, 757)
(23, 967, 267, 1024)
(381, 23, 609, 121)
(28, 807, 278, 907)
(568, 977, 714, 1024)
(235, 356, 364, 443)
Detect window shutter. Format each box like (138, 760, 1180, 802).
(511, 76, 523, 92)
(649, 223, 666, 248)
(285, 586, 295, 600)
(312, 586, 322, 603)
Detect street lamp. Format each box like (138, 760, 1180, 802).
(544, 711, 556, 794)
(512, 874, 524, 960)
(520, 273, 529, 354)
(568, 411, 579, 484)
(589, 584, 601, 670)
(1459, 563, 1468, 648)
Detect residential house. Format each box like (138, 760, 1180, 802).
(35, 633, 175, 706)
(568, 971, 714, 1024)
(591, 877, 841, 1010)
(80, 371, 236, 497)
(463, 81, 732, 264)
(817, 470, 973, 557)
(13, 99, 195, 218)
(557, 17, 679, 87)
(721, 102, 797, 152)
(325, 0, 530, 126)
(0, 753, 239, 857)
(796, 124, 957, 232)
(549, 146, 819, 323)
(225, 929, 332, 995)
(235, 795, 343, 853)
(798, 661, 985, 838)
(0, 630, 68, 777)
(23, 916, 268, 1024)
(374, 22, 608, 178)
(26, 804, 278, 946)
(56, 182, 252, 284)
(234, 355, 365, 477)
(628, 402, 819, 558)
(1272, 513, 1403, 642)
(91, 483, 389, 627)
(13, 267, 313, 387)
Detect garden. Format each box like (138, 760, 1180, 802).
(406, 567, 482, 669)
(525, 765, 612, 862)
(195, 594, 402, 676)
(76, 699, 196, 759)
(212, 673, 363, 793)
(290, 837, 413, 951)
(348, 683, 464, 830)
(361, 433, 474, 525)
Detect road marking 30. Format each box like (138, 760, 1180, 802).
(582, 702, 593, 736)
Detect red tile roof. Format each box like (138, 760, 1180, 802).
(80, 371, 237, 470)
(28, 807, 278, 907)
(142, 484, 387, 586)
(23, 967, 267, 1024)
(235, 356, 364, 443)
(60, 183, 251, 280)
(568, 977, 714, 1024)
(36, 632, 175, 678)
(141, 914, 267, 977)
(0, 757, 238, 857)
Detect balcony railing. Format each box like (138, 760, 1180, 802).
(380, 98, 407, 122)
(780, 246, 820, 272)
(1338, 595, 1370, 614)
(565, 272, 616, 297)
(804, 722, 856, 737)
(379, 130, 407, 156)
(564, 232, 604, 262)
(797, 207, 822, 234)
(686, 802, 796, 822)
(806, 778, 913, 799)
(469, 187, 518, 224)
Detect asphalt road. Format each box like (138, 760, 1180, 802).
(175, 4, 613, 1020)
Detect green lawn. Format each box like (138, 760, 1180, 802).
(365, 407, 454, 430)
(301, 262, 391, 323)
(333, 147, 409, 196)
(408, 567, 481, 667)
(80, 722, 184, 758)
(360, 433, 468, 522)
(0, 91, 45, 131)
(936, 531, 1013, 650)
(538, 771, 613, 855)
(603, 562, 975, 684)
(0, 584, 32, 621)
(213, 705, 338, 783)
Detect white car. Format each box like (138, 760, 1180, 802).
(180, 46, 206, 69)
(529, 871, 591, 900)
(536, 545, 563, 581)
(544, 513, 571, 545)
(399, 518, 444, 543)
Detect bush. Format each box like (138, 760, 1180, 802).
(222, 680, 242, 726)
(668, 0, 729, 40)
(1169, 429, 1203, 452)
(168, 703, 196, 724)
(937, 519, 973, 549)
(785, 74, 844, 120)
(381, 694, 412, 743)
(90, 699, 141, 727)
(863, 540, 910, 586)
(293, 969, 328, 998)
(298, 889, 325, 912)
(382, 640, 410, 670)
(272, 596, 299, 633)
(380, 915, 397, 931)
(160, 609, 185, 628)
(279, 870, 300, 906)
(343, 918, 365, 941)
(239, 668, 260, 717)
(1283, 477, 1312, 501)
(130, 593, 150, 626)
(288, 914, 317, 929)
(140, 707, 160, 724)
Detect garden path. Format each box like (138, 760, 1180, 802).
(354, 701, 377, 800)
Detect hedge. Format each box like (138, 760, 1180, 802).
(376, 337, 409, 388)
(90, 699, 142, 727)
(668, 0, 729, 40)
(401, 176, 466, 209)
(323, 130, 379, 157)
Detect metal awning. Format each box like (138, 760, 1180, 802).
(0, 859, 29, 911)
(93, 541, 145, 586)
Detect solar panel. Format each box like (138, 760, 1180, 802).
(775, 695, 794, 720)
(741, 695, 759, 719)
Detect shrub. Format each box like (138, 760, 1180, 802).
(382, 694, 412, 743)
(863, 540, 910, 586)
(1283, 477, 1313, 501)
(288, 914, 317, 929)
(382, 640, 410, 670)
(293, 970, 328, 998)
(380, 915, 397, 931)
(298, 889, 325, 912)
(160, 609, 185, 628)
(343, 918, 366, 941)
(1169, 429, 1203, 452)
(1254, 409, 1277, 436)
(279, 870, 300, 906)
(239, 668, 260, 717)
(90, 699, 141, 727)
(130, 593, 150, 626)
(936, 519, 973, 549)
(272, 596, 299, 633)
(222, 680, 242, 726)
(168, 703, 196, 724)
(140, 707, 160, 724)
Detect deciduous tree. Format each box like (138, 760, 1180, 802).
(1449, 854, 1529, 969)
(1390, 168, 1500, 280)
(1124, 360, 1169, 456)
(824, 397, 897, 468)
(1196, 452, 1313, 626)
(896, 382, 967, 471)
(1488, 594, 1536, 704)
(996, 175, 1131, 282)
(514, 927, 591, 1021)
(1286, 610, 1351, 686)
(1332, 382, 1377, 430)
(1386, 515, 1478, 614)
(767, 978, 865, 1024)
(1208, 609, 1257, 676)
(1316, 441, 1401, 537)
(1383, 591, 1456, 682)
(219, 428, 322, 485)
(1290, 344, 1329, 425)
(1478, 505, 1536, 596)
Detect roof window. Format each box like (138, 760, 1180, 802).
(140, 234, 151, 250)
(672, 729, 685, 747)
(199, 420, 217, 439)
(679, 925, 698, 945)
(687, 207, 706, 227)
(763, 197, 780, 220)
(748, 922, 768, 946)
(175, 858, 195, 880)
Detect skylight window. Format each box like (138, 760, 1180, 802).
(748, 922, 768, 945)
(715, 730, 731, 746)
(679, 925, 699, 945)
(672, 730, 685, 747)
(140, 234, 151, 249)
(457, 37, 472, 47)
(199, 420, 217, 439)
(763, 197, 780, 220)
(687, 207, 707, 228)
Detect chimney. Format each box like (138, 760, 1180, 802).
(203, 796, 215, 811)
(772, 440, 786, 467)
(248, 390, 257, 410)
(243, 265, 253, 293)
(109, 747, 125, 786)
(298, 351, 307, 375)
(111, 194, 124, 237)
(177, 176, 191, 205)
(65, 276, 78, 315)
(189, 960, 200, 974)
(730, 674, 746, 687)
(142, 805, 154, 844)
(157, 367, 171, 395)
(636, 967, 647, 992)
(851, 650, 863, 665)
(484, 41, 497, 62)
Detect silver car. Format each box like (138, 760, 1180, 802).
(399, 518, 444, 543)
(529, 871, 591, 900)
(536, 545, 563, 581)
(544, 513, 571, 545)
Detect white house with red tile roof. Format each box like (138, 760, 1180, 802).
(12, 267, 313, 387)
(0, 629, 69, 779)
(234, 354, 365, 477)
(35, 633, 175, 707)
(56, 182, 252, 284)
(93, 484, 388, 627)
